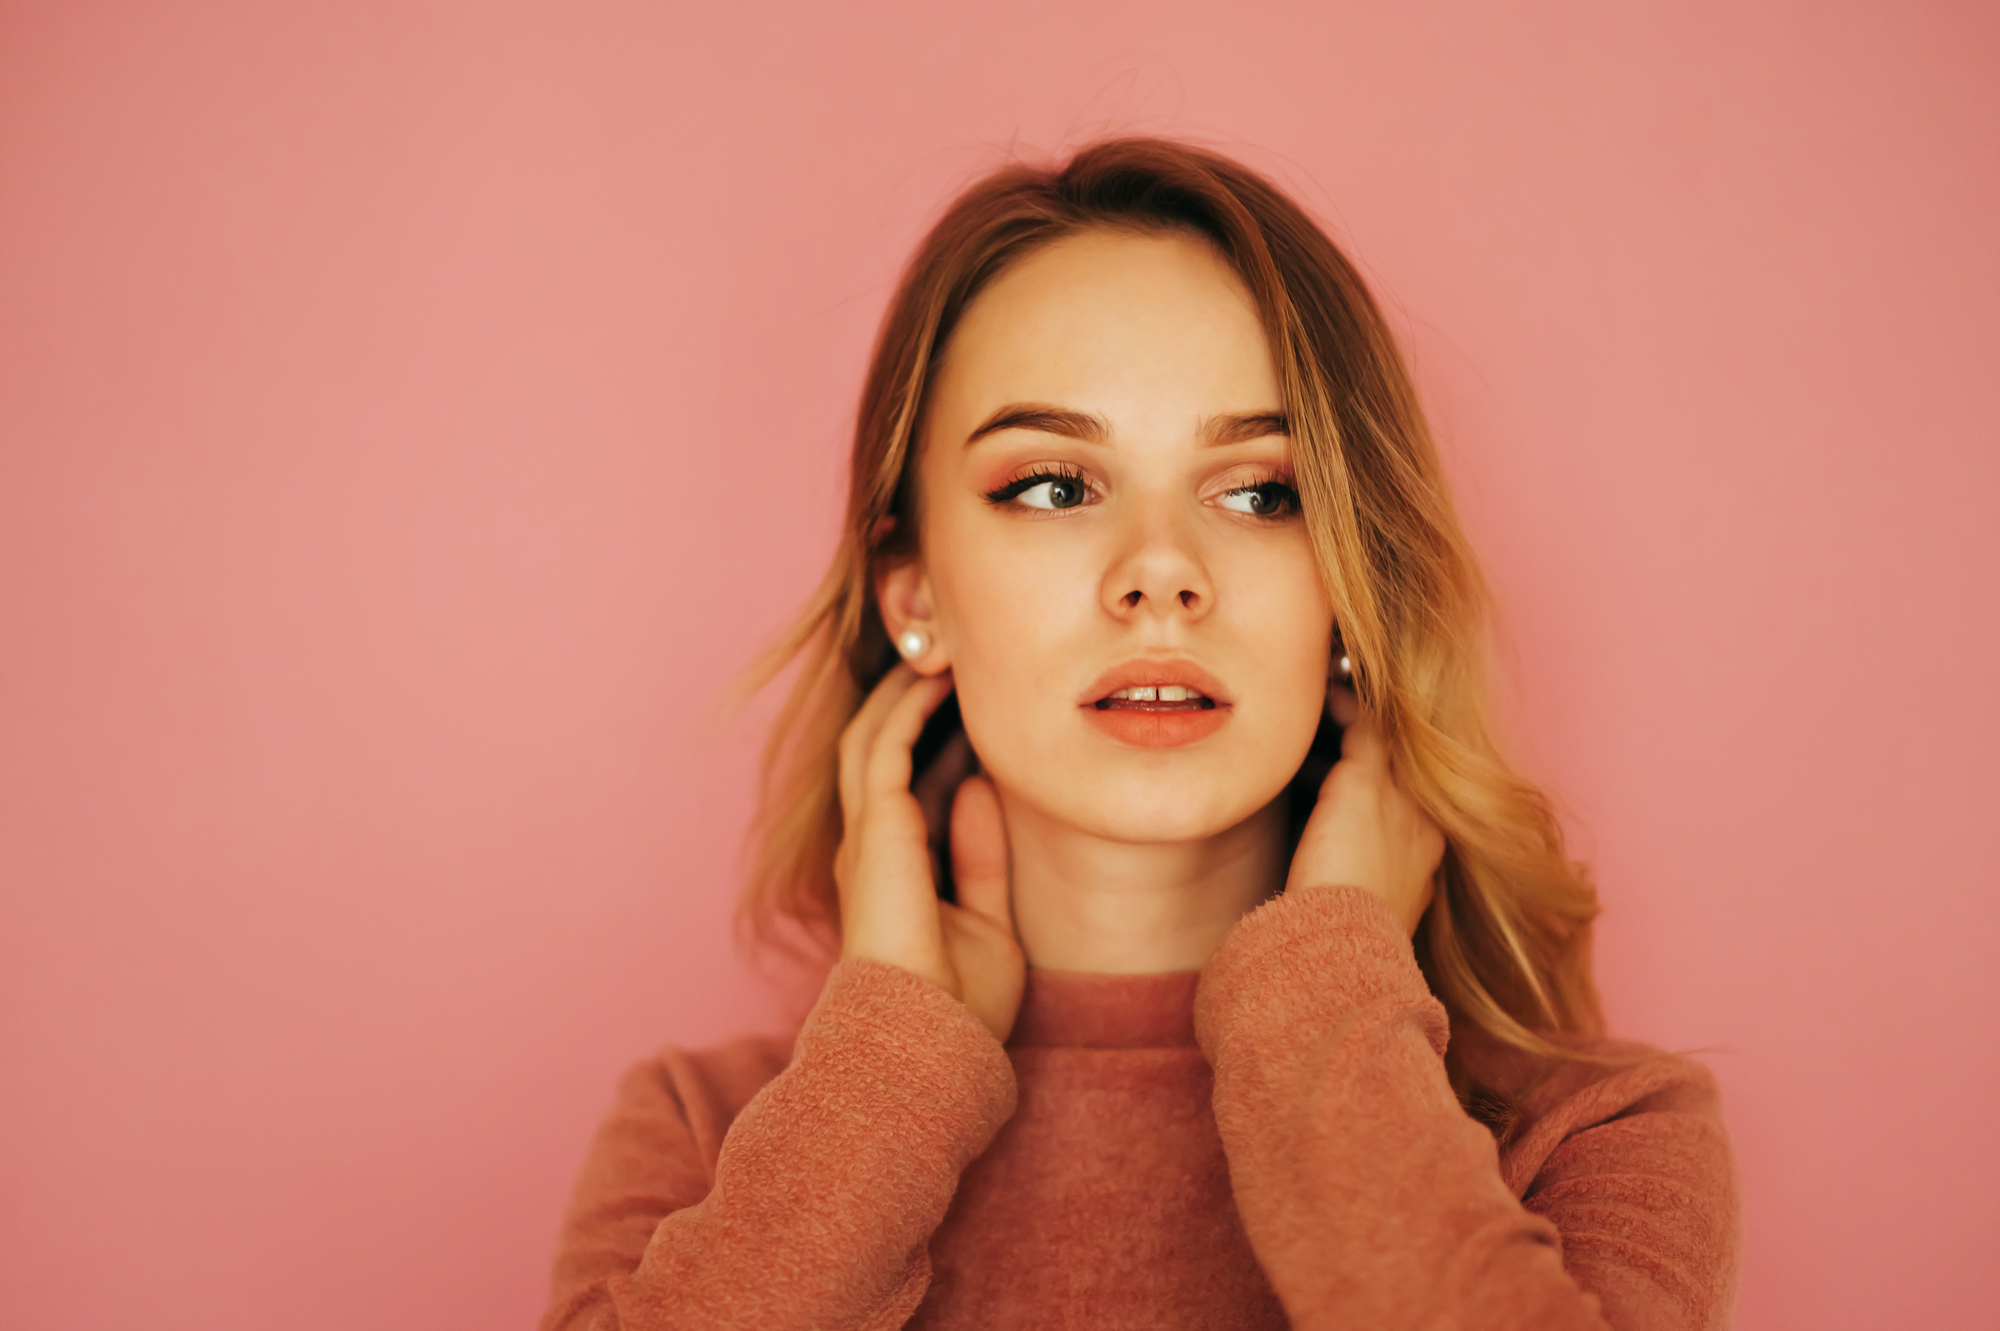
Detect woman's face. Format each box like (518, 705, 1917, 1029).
(889, 227, 1335, 845)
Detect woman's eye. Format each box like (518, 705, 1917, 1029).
(1218, 481, 1300, 518)
(983, 466, 1093, 512)
(1017, 476, 1089, 510)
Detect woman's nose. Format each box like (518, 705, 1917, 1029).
(1101, 505, 1214, 622)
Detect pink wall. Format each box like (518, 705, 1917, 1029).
(2, 3, 1994, 1326)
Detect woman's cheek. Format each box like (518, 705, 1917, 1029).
(1230, 542, 1335, 758)
(946, 633, 1062, 809)
(932, 553, 1063, 756)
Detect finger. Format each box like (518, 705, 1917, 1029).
(862, 670, 956, 804)
(837, 664, 924, 825)
(949, 775, 1013, 934)
(842, 663, 923, 761)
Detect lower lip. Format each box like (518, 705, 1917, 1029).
(1080, 702, 1231, 748)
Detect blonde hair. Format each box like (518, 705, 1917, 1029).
(740, 138, 1605, 1115)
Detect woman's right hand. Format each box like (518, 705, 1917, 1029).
(833, 664, 1025, 1042)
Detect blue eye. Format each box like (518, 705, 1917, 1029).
(1218, 481, 1300, 518)
(984, 465, 1093, 511)
(1018, 476, 1087, 510)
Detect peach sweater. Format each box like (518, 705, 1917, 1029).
(542, 888, 1740, 1329)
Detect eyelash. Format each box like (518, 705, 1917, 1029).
(1220, 478, 1302, 520)
(980, 465, 1302, 520)
(982, 463, 1092, 508)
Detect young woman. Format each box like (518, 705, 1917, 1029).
(540, 138, 1740, 1330)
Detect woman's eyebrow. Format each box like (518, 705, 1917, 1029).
(1202, 412, 1290, 446)
(964, 403, 1110, 446)
(963, 405, 1289, 447)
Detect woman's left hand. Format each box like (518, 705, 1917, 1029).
(1286, 681, 1446, 935)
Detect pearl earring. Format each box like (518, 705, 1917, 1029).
(897, 628, 931, 661)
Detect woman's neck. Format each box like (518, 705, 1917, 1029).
(995, 791, 1288, 974)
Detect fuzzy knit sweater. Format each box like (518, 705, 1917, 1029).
(541, 887, 1740, 1330)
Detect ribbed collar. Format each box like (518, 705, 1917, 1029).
(1006, 968, 1202, 1050)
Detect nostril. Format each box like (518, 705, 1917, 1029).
(1123, 590, 1143, 607)
(1179, 590, 1197, 606)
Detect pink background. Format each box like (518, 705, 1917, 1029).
(3, 3, 1995, 1327)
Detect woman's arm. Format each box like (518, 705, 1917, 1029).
(1209, 685, 1740, 1328)
(541, 956, 1016, 1331)
(1195, 886, 1739, 1330)
(543, 663, 1028, 1330)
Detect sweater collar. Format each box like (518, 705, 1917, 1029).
(1006, 967, 1201, 1050)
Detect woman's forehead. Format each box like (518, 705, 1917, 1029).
(929, 230, 1281, 444)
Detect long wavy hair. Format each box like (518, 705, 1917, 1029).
(739, 137, 1605, 1117)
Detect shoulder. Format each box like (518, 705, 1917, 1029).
(1459, 1023, 1742, 1321)
(1453, 1022, 1733, 1195)
(543, 1031, 798, 1330)
(558, 1031, 796, 1235)
(607, 1031, 797, 1161)
(598, 957, 1015, 1162)
(655, 1031, 798, 1117)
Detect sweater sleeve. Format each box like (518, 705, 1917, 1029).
(1193, 887, 1739, 1331)
(541, 958, 1018, 1331)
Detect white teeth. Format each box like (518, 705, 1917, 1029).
(1107, 684, 1207, 703)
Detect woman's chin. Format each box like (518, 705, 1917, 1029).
(1095, 808, 1254, 845)
(970, 711, 1310, 848)
(999, 772, 1281, 847)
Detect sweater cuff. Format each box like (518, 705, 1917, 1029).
(792, 956, 1019, 1165)
(1194, 886, 1438, 1063)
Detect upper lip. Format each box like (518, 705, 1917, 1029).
(1079, 657, 1232, 706)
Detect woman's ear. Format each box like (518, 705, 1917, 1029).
(876, 555, 950, 674)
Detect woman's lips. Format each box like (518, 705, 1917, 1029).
(1082, 703, 1230, 748)
(1079, 661, 1232, 748)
